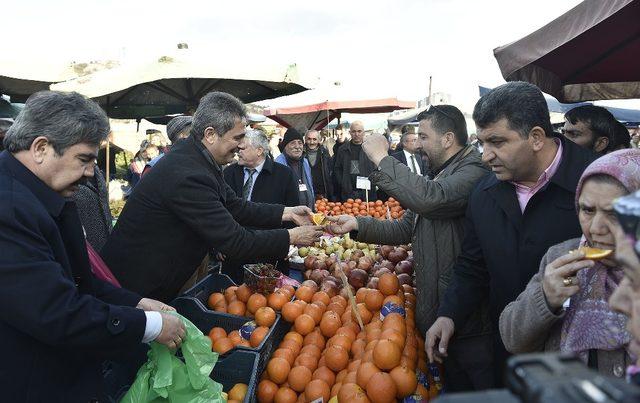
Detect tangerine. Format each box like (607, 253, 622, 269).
(294, 314, 315, 335)
(287, 366, 312, 392)
(267, 357, 291, 385)
(247, 293, 268, 314)
(257, 379, 279, 403)
(365, 372, 397, 403)
(250, 326, 269, 347)
(305, 379, 330, 402)
(256, 306, 277, 327)
(373, 340, 402, 370)
(378, 273, 400, 296)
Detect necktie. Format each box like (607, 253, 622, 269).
(410, 154, 418, 174)
(242, 168, 257, 200)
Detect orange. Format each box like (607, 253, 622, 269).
(378, 273, 400, 296)
(283, 331, 303, 346)
(287, 366, 312, 392)
(257, 379, 279, 403)
(365, 372, 397, 403)
(364, 289, 384, 311)
(281, 302, 303, 323)
(389, 365, 418, 398)
(212, 337, 234, 354)
(338, 383, 365, 402)
(227, 300, 247, 316)
(303, 330, 326, 350)
(300, 344, 322, 359)
(356, 362, 380, 389)
(312, 366, 336, 387)
(295, 353, 319, 372)
(207, 293, 225, 309)
(208, 327, 227, 343)
(272, 348, 296, 366)
(273, 386, 297, 403)
(320, 311, 342, 338)
(324, 345, 349, 372)
(311, 291, 331, 306)
(294, 314, 316, 335)
(305, 379, 330, 402)
(250, 326, 269, 347)
(267, 357, 291, 385)
(256, 306, 277, 327)
(304, 303, 324, 325)
(355, 288, 369, 304)
(295, 286, 315, 303)
(279, 339, 302, 356)
(576, 246, 613, 260)
(247, 293, 268, 314)
(225, 286, 238, 302)
(352, 303, 373, 324)
(229, 383, 248, 401)
(373, 339, 402, 370)
(235, 284, 252, 303)
(268, 292, 289, 311)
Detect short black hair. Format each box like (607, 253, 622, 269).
(417, 104, 468, 146)
(565, 105, 617, 151)
(611, 119, 631, 150)
(473, 81, 553, 139)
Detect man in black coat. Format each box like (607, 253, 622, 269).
(305, 129, 335, 201)
(102, 92, 323, 302)
(426, 82, 597, 386)
(333, 121, 378, 201)
(222, 128, 300, 282)
(0, 91, 183, 402)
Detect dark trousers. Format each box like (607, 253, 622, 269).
(444, 334, 496, 392)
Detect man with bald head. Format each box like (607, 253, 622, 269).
(333, 121, 377, 201)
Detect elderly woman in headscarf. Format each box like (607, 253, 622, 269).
(500, 149, 640, 379)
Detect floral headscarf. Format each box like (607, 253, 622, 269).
(561, 149, 640, 358)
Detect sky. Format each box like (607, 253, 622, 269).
(3, 0, 638, 119)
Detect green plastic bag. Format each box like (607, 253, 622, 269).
(120, 312, 224, 403)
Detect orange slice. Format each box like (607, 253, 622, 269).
(577, 246, 613, 260)
(312, 213, 327, 226)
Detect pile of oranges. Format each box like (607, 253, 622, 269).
(257, 278, 439, 402)
(315, 198, 405, 220)
(206, 283, 296, 355)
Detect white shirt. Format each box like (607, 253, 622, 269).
(242, 159, 266, 201)
(403, 150, 422, 176)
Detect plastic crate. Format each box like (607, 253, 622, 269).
(172, 296, 291, 377)
(212, 350, 260, 403)
(180, 272, 236, 307)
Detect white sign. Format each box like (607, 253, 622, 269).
(298, 184, 308, 192)
(356, 176, 371, 190)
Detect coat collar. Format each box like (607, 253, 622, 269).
(0, 151, 66, 217)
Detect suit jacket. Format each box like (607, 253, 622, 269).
(102, 136, 290, 302)
(223, 156, 299, 207)
(333, 141, 378, 201)
(305, 145, 335, 200)
(437, 136, 597, 381)
(222, 156, 299, 282)
(0, 151, 145, 402)
(391, 150, 428, 176)
(275, 153, 315, 208)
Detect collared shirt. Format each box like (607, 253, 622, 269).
(511, 138, 563, 212)
(403, 150, 422, 175)
(242, 159, 266, 201)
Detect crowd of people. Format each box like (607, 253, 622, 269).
(1, 82, 640, 401)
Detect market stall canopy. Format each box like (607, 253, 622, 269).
(50, 51, 315, 120)
(0, 60, 79, 102)
(261, 84, 415, 130)
(493, 0, 640, 102)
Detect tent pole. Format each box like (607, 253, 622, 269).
(105, 139, 110, 200)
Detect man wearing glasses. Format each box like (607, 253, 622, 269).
(332, 120, 377, 201)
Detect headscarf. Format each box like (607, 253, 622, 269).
(561, 149, 640, 358)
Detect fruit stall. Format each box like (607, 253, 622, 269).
(168, 233, 444, 403)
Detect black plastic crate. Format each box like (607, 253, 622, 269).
(172, 297, 291, 378)
(212, 349, 260, 403)
(180, 272, 236, 308)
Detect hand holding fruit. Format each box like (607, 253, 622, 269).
(137, 297, 176, 312)
(155, 312, 186, 349)
(362, 133, 390, 166)
(542, 251, 593, 310)
(324, 215, 358, 235)
(288, 225, 324, 246)
(283, 206, 314, 226)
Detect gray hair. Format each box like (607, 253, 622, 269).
(244, 128, 270, 154)
(191, 92, 247, 140)
(3, 91, 109, 155)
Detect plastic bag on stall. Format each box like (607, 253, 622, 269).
(120, 312, 224, 403)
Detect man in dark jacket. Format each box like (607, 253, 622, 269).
(333, 121, 378, 201)
(0, 91, 183, 402)
(102, 92, 323, 302)
(391, 130, 428, 176)
(563, 105, 618, 154)
(223, 128, 300, 282)
(327, 105, 492, 391)
(275, 128, 315, 210)
(305, 129, 334, 200)
(427, 82, 597, 386)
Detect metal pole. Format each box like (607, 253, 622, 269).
(428, 75, 433, 105)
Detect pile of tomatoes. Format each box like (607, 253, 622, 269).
(315, 198, 405, 220)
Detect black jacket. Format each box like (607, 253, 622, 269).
(305, 145, 335, 200)
(333, 141, 378, 201)
(102, 137, 291, 302)
(0, 151, 145, 402)
(73, 165, 113, 252)
(223, 156, 300, 207)
(391, 150, 428, 176)
(437, 136, 597, 380)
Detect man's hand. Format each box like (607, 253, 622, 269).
(325, 215, 358, 235)
(426, 317, 455, 363)
(283, 206, 314, 226)
(288, 225, 324, 246)
(541, 251, 593, 310)
(363, 133, 390, 166)
(137, 298, 176, 312)
(154, 312, 186, 349)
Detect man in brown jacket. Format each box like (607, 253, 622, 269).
(327, 105, 492, 391)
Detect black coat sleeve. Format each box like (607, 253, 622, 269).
(284, 170, 301, 207)
(164, 172, 290, 260)
(436, 197, 491, 326)
(0, 197, 146, 353)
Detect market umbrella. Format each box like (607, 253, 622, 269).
(50, 51, 315, 120)
(262, 84, 414, 131)
(493, 0, 640, 102)
(0, 60, 81, 102)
